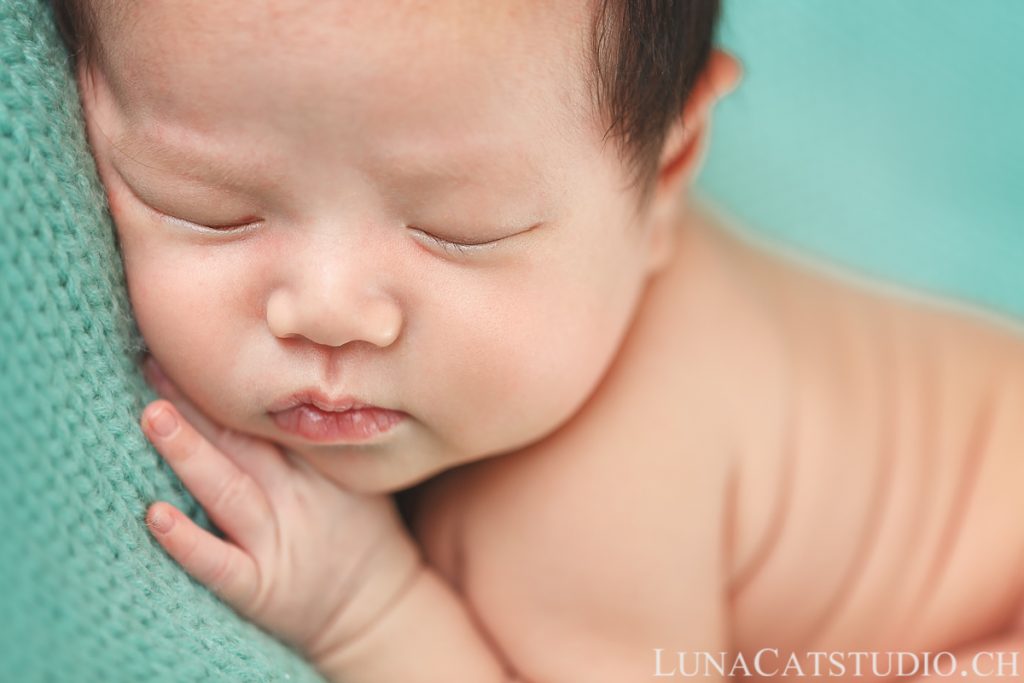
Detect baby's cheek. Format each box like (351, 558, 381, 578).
(448, 313, 600, 452)
(102, 176, 123, 221)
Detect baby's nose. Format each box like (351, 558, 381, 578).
(264, 247, 402, 349)
(267, 288, 402, 349)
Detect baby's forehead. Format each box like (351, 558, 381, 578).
(94, 2, 602, 205)
(100, 1, 596, 114)
(97, 1, 599, 169)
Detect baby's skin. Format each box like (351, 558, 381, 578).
(142, 197, 1024, 683)
(391, 199, 1024, 682)
(72, 1, 1024, 680)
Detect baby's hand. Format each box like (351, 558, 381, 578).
(138, 357, 423, 665)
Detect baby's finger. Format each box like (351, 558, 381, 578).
(143, 357, 231, 450)
(141, 358, 293, 491)
(142, 400, 275, 552)
(146, 502, 260, 611)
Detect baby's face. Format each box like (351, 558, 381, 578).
(78, 0, 675, 493)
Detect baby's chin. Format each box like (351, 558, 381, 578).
(273, 431, 463, 496)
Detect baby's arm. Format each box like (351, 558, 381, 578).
(313, 537, 733, 683)
(311, 565, 511, 682)
(313, 440, 734, 683)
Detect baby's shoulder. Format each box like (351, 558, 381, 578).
(702, 207, 1024, 629)
(712, 205, 1024, 508)
(700, 203, 1024, 398)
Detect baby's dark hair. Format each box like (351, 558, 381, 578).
(50, 0, 720, 212)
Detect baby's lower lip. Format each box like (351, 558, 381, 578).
(270, 404, 406, 443)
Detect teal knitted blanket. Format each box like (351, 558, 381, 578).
(0, 0, 328, 679)
(2, 0, 1022, 681)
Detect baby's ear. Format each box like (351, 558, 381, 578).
(642, 50, 741, 274)
(652, 49, 743, 198)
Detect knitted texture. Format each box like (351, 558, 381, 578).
(0, 1, 327, 680)
(3, 0, 1022, 681)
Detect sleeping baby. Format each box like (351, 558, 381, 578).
(54, 0, 1024, 681)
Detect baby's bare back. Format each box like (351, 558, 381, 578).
(720, 216, 1024, 658)
(401, 200, 1024, 681)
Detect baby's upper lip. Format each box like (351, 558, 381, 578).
(268, 388, 391, 413)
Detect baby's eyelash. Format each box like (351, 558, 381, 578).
(410, 228, 504, 255)
(199, 220, 263, 233)
(154, 209, 262, 235)
(153, 205, 506, 254)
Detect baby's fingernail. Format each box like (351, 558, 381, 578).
(146, 405, 178, 438)
(148, 508, 174, 533)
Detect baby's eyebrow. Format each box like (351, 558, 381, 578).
(369, 144, 563, 207)
(110, 130, 279, 193)
(111, 126, 560, 203)
(371, 141, 542, 186)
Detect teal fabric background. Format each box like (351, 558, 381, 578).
(696, 0, 1024, 320)
(0, 0, 1021, 681)
(0, 0, 330, 680)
